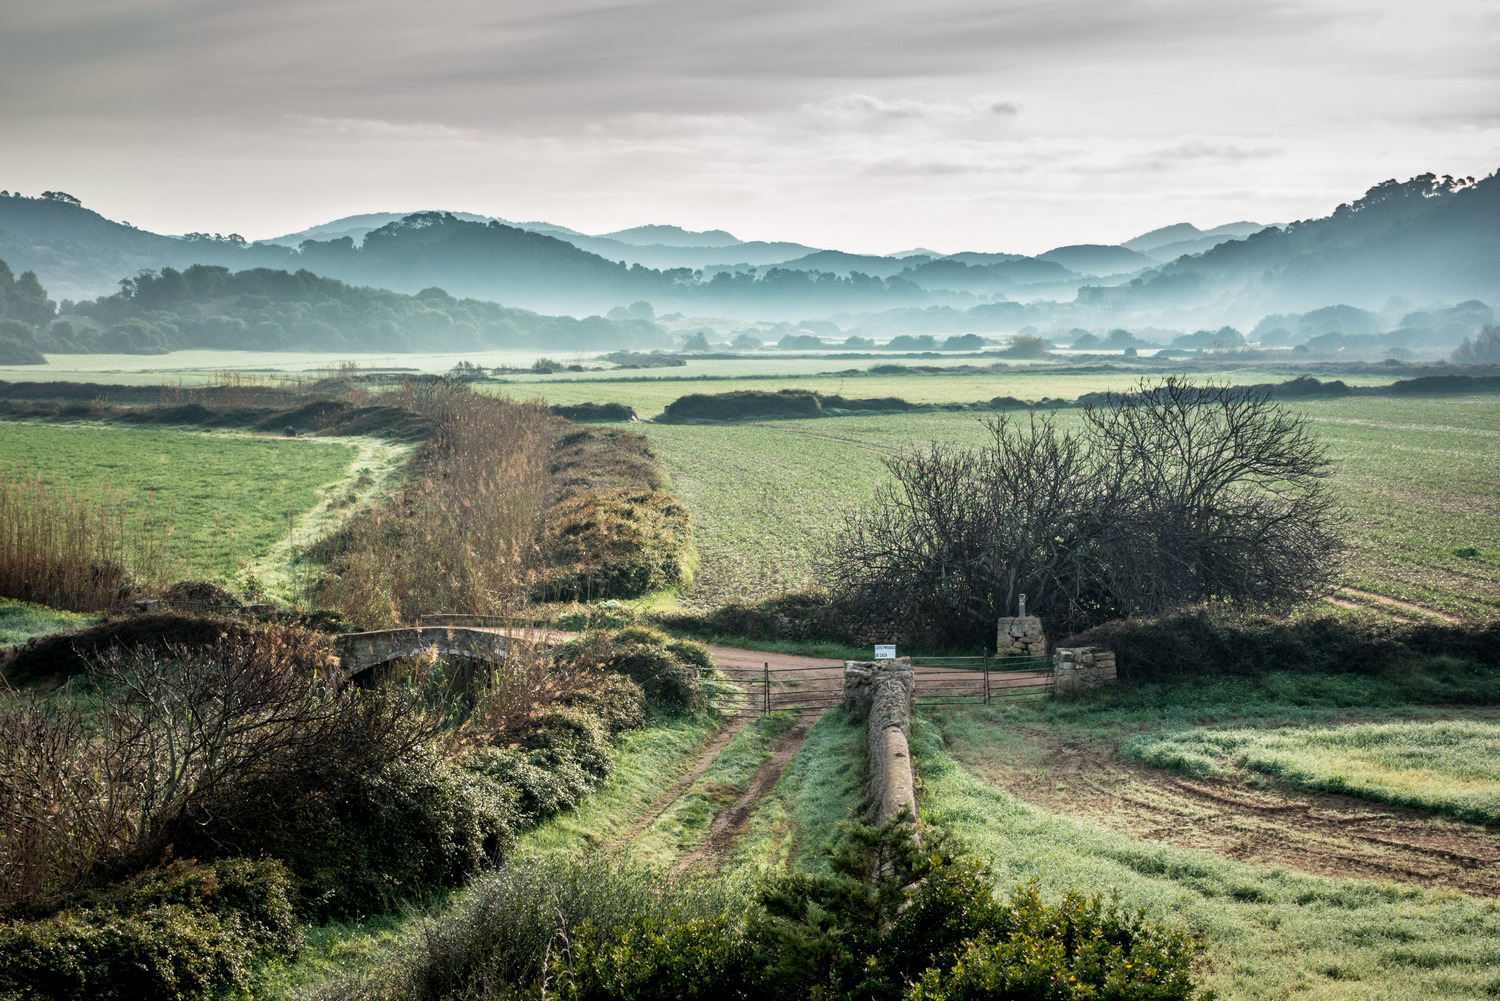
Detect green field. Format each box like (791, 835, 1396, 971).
(1125, 720, 1500, 824)
(0, 422, 370, 588)
(635, 393, 1500, 621)
(915, 713, 1500, 1001)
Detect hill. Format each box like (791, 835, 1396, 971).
(0, 259, 667, 355)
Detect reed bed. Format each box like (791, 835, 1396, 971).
(0, 472, 172, 611)
(317, 383, 557, 626)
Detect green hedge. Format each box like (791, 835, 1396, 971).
(0, 858, 297, 1001)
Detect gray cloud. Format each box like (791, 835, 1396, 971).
(2, 0, 1497, 251)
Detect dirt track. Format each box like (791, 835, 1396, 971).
(952, 727, 1500, 896)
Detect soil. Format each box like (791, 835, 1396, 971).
(949, 727, 1500, 896)
(678, 716, 819, 871)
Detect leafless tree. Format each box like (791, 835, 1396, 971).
(825, 379, 1341, 647)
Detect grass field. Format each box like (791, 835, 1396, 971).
(1125, 720, 1500, 825)
(915, 712, 1500, 1000)
(0, 598, 94, 646)
(0, 422, 373, 590)
(634, 393, 1500, 621)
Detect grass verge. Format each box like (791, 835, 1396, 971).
(1124, 720, 1500, 825)
(915, 712, 1500, 1000)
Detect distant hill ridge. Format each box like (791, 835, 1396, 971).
(0, 168, 1495, 323)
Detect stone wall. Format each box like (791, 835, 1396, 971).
(843, 658, 918, 829)
(995, 615, 1048, 658)
(1052, 646, 1118, 696)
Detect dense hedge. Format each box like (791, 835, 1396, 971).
(654, 590, 858, 644)
(1065, 606, 1500, 689)
(345, 820, 1207, 1001)
(0, 858, 297, 1001)
(539, 490, 693, 601)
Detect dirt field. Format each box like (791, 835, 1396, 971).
(946, 722, 1500, 897)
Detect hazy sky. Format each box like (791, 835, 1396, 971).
(4, 0, 1498, 254)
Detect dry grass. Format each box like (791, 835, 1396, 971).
(316, 384, 557, 626)
(0, 472, 172, 611)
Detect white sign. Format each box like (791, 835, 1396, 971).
(874, 644, 897, 660)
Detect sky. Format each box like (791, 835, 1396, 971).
(4, 0, 1499, 255)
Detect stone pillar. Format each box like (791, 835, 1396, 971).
(995, 615, 1048, 658)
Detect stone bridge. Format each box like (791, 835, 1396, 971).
(335, 626, 510, 678)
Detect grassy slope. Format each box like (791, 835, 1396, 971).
(1124, 720, 1500, 825)
(914, 714, 1500, 1000)
(0, 422, 362, 587)
(638, 396, 1500, 619)
(0, 598, 94, 645)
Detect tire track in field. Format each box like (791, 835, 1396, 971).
(677, 713, 822, 872)
(1334, 587, 1463, 623)
(612, 713, 753, 846)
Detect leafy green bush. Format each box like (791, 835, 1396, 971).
(1065, 605, 1500, 690)
(542, 821, 1206, 1001)
(0, 857, 298, 1001)
(559, 628, 706, 709)
(653, 589, 857, 644)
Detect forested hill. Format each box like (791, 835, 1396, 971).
(0, 260, 667, 357)
(0, 197, 938, 318)
(1129, 172, 1500, 313)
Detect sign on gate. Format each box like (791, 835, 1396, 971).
(874, 644, 897, 660)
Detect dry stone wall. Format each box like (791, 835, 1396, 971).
(995, 616, 1048, 657)
(844, 658, 918, 829)
(1052, 646, 1118, 696)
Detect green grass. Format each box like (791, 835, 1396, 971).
(518, 707, 726, 855)
(634, 395, 1500, 620)
(0, 598, 95, 646)
(1124, 720, 1500, 825)
(912, 713, 1500, 1001)
(0, 421, 368, 589)
(625, 711, 794, 863)
(729, 707, 870, 874)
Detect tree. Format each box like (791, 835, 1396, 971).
(1452, 325, 1500, 364)
(825, 379, 1341, 646)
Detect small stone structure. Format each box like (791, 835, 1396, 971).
(995, 615, 1048, 658)
(843, 658, 918, 830)
(1051, 646, 1117, 695)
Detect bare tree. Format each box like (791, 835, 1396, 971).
(825, 379, 1341, 647)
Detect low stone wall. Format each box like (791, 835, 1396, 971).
(844, 658, 918, 829)
(996, 615, 1048, 658)
(1052, 646, 1117, 696)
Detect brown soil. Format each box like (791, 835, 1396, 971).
(678, 715, 820, 871)
(951, 727, 1500, 896)
(613, 713, 754, 845)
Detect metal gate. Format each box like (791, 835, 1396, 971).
(701, 662, 845, 716)
(910, 654, 1054, 707)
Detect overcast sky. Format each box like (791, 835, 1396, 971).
(4, 0, 1498, 254)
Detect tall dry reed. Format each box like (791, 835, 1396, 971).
(0, 473, 172, 611)
(317, 384, 557, 626)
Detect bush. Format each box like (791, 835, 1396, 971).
(0, 857, 298, 1001)
(558, 628, 703, 709)
(1066, 605, 1500, 687)
(552, 402, 639, 422)
(660, 390, 823, 422)
(539, 490, 693, 601)
(654, 590, 856, 644)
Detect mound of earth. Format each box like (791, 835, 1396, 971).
(0, 613, 335, 686)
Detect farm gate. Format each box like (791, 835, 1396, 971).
(701, 654, 1054, 717)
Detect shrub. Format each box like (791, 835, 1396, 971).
(539, 490, 693, 601)
(558, 629, 704, 709)
(653, 590, 856, 644)
(0, 857, 298, 1001)
(659, 390, 823, 422)
(552, 402, 639, 422)
(1065, 605, 1500, 687)
(828, 380, 1340, 647)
